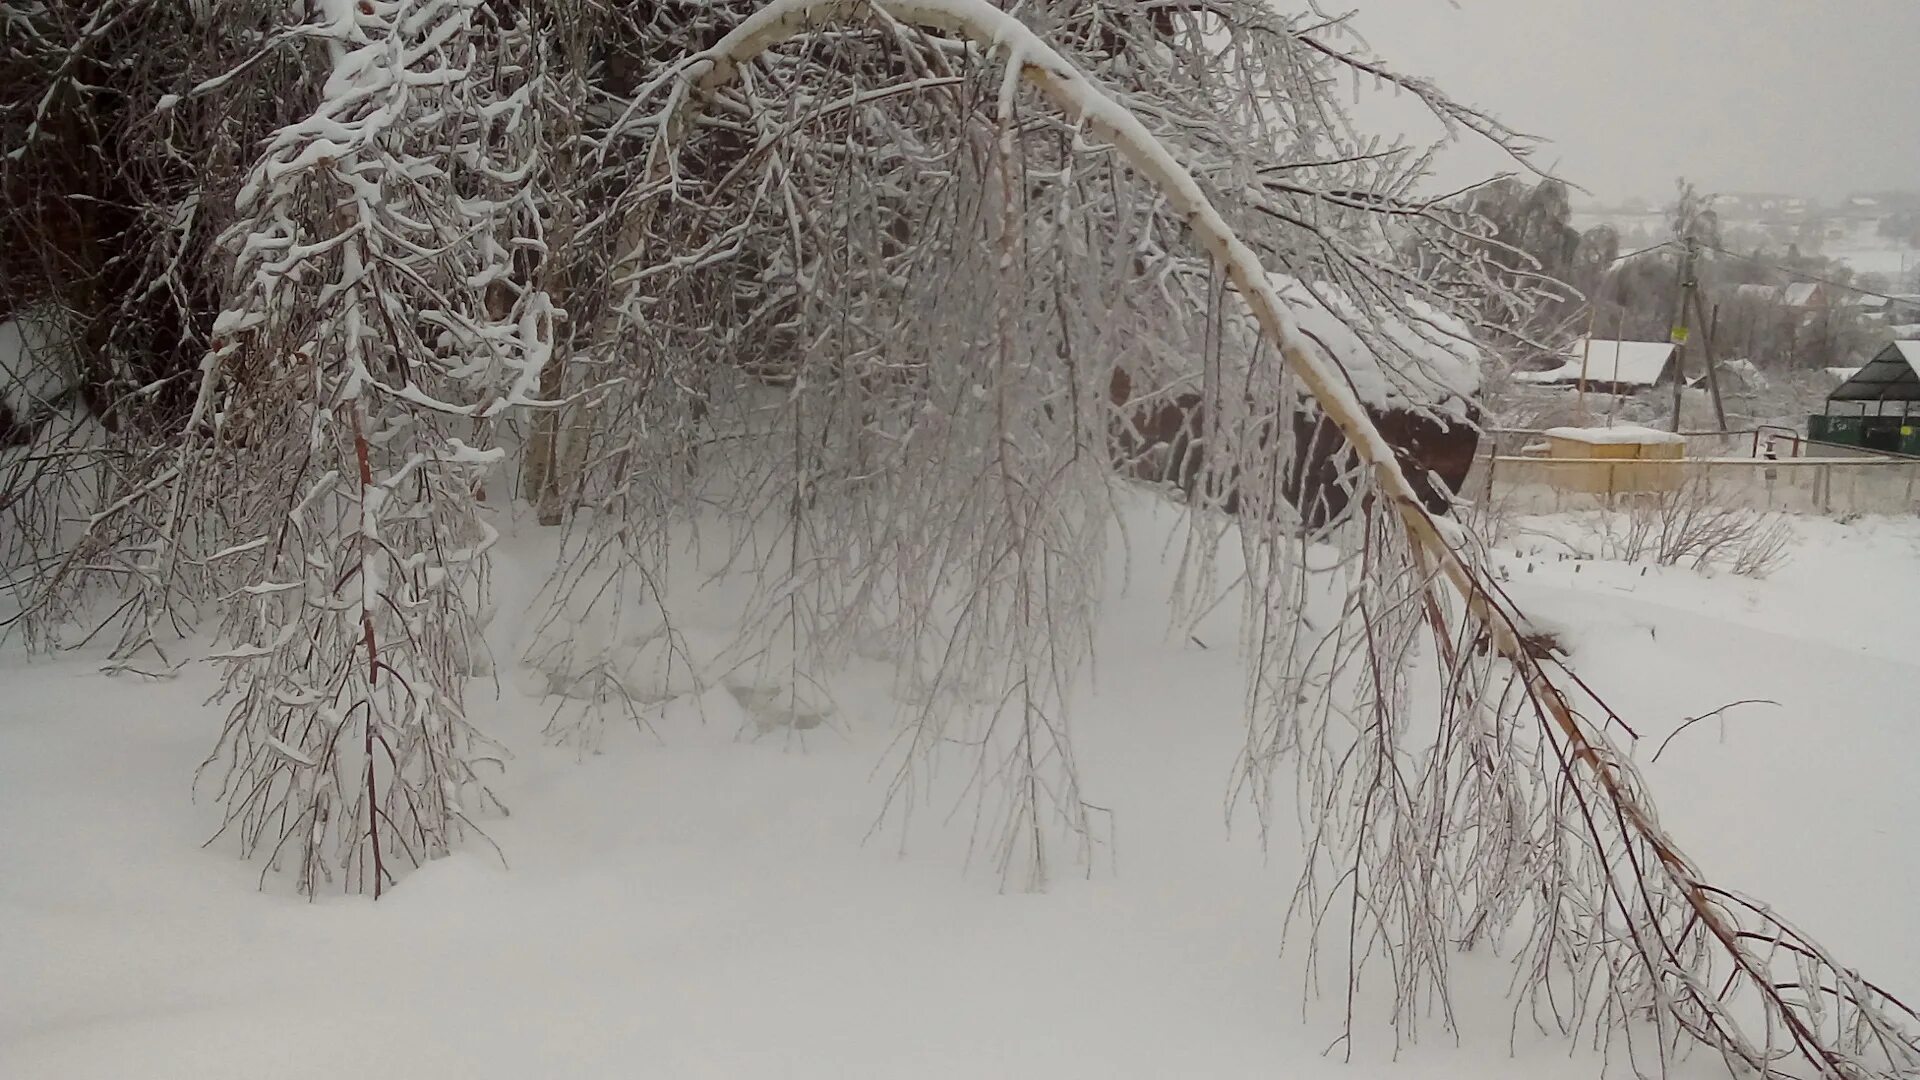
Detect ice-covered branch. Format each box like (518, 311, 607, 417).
(627, 1, 1920, 1074)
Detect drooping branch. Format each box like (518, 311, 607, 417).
(635, 2, 1920, 1075)
(3, 1, 1911, 1073)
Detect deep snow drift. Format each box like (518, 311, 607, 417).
(4, 497, 1917, 1079)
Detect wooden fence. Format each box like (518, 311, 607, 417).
(1469, 429, 1920, 516)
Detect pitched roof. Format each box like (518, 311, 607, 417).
(1513, 339, 1676, 388)
(1781, 282, 1825, 307)
(1829, 341, 1920, 402)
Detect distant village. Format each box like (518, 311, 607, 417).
(1574, 189, 1920, 285)
(1502, 188, 1920, 438)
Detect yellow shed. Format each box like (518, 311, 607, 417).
(1541, 425, 1687, 494)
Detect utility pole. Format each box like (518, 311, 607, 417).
(1667, 232, 1699, 433)
(1575, 306, 1597, 423)
(1688, 292, 1728, 431)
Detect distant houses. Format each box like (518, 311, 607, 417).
(1722, 280, 1835, 311)
(1710, 193, 1813, 221)
(1513, 339, 1678, 395)
(1780, 282, 1831, 309)
(1724, 280, 1840, 310)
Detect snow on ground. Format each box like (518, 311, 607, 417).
(0, 316, 69, 420)
(5, 498, 1919, 1079)
(1496, 514, 1920, 972)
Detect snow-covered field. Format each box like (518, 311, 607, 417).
(5, 500, 1918, 1079)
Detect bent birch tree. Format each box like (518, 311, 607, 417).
(2, 1, 1914, 1076)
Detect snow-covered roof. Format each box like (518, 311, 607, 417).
(1781, 282, 1824, 307)
(1513, 339, 1675, 388)
(1733, 283, 1779, 302)
(1708, 358, 1765, 390)
(1265, 274, 1482, 418)
(1543, 425, 1687, 446)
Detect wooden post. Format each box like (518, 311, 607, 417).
(1667, 235, 1698, 433)
(1609, 308, 1627, 425)
(1576, 307, 1597, 422)
(1689, 291, 1728, 432)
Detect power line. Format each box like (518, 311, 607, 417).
(1610, 238, 1676, 264)
(1607, 236, 1916, 305)
(1697, 242, 1916, 305)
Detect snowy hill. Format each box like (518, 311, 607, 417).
(4, 497, 1917, 1079)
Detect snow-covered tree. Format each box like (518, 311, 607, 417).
(3, 0, 1917, 1075)
(186, 0, 550, 894)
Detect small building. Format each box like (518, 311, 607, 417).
(1851, 294, 1889, 320)
(1512, 339, 1678, 395)
(1781, 282, 1831, 309)
(1809, 341, 1920, 455)
(1540, 425, 1687, 494)
(1700, 357, 1764, 395)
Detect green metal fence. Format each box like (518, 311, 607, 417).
(1808, 413, 1920, 455)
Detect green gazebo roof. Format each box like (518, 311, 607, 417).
(1829, 342, 1920, 403)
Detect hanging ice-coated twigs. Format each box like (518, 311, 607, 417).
(190, 0, 552, 895)
(607, 1, 1914, 1076)
(3, 1, 1914, 1075)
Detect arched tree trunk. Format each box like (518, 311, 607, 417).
(637, 3, 1920, 1075)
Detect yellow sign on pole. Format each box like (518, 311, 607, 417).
(1669, 326, 1690, 345)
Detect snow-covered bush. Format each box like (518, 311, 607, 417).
(188, 0, 551, 895)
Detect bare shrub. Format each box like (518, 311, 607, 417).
(1599, 477, 1795, 576)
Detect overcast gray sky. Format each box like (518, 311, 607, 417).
(1335, 1, 1920, 203)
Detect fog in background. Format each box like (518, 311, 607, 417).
(1333, 0, 1920, 203)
